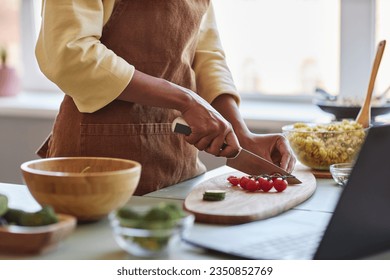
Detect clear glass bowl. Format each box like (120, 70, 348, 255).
(282, 121, 367, 170)
(330, 163, 353, 186)
(109, 206, 194, 258)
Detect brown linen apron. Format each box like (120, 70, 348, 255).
(37, 0, 209, 195)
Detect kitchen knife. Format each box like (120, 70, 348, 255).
(172, 117, 301, 184)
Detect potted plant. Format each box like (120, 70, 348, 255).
(0, 46, 20, 97)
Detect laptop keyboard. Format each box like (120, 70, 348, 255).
(228, 230, 325, 260)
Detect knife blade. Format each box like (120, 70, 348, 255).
(172, 117, 301, 184)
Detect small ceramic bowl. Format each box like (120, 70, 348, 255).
(330, 163, 353, 186)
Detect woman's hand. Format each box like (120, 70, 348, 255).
(117, 72, 240, 157)
(180, 105, 240, 158)
(167, 82, 240, 158)
(238, 132, 296, 173)
(209, 94, 297, 173)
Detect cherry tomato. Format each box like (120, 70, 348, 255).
(239, 176, 251, 190)
(245, 179, 260, 192)
(227, 175, 240, 186)
(257, 177, 273, 192)
(273, 177, 288, 192)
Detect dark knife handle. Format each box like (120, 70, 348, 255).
(172, 117, 192, 135)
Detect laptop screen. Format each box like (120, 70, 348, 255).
(314, 124, 390, 259)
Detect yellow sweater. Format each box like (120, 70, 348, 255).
(35, 0, 239, 113)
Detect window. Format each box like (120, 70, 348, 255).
(213, 0, 340, 97)
(0, 0, 20, 72)
(0, 0, 58, 92)
(376, 0, 390, 95)
(20, 0, 59, 91)
(1, 0, 389, 100)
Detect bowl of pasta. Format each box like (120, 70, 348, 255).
(282, 120, 368, 170)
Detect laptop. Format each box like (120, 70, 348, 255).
(184, 124, 390, 260)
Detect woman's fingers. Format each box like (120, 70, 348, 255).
(217, 131, 240, 158)
(192, 136, 215, 151)
(279, 152, 295, 173)
(204, 132, 239, 157)
(182, 113, 240, 157)
(187, 126, 240, 158)
(176, 89, 240, 157)
(274, 136, 296, 173)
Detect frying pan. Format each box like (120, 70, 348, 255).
(314, 87, 390, 120)
(314, 100, 390, 120)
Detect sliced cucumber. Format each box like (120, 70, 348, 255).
(203, 190, 226, 201)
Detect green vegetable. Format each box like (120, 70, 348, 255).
(3, 206, 58, 227)
(117, 207, 141, 220)
(0, 194, 8, 216)
(132, 235, 170, 252)
(160, 203, 184, 220)
(117, 207, 142, 228)
(0, 193, 58, 227)
(3, 208, 24, 224)
(19, 206, 58, 226)
(203, 190, 226, 201)
(116, 202, 187, 252)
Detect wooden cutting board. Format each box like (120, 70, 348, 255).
(184, 169, 316, 225)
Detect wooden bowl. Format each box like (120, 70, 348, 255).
(20, 157, 142, 221)
(0, 214, 76, 254)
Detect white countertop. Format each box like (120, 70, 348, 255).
(0, 166, 342, 260)
(1, 165, 389, 260)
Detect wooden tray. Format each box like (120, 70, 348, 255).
(298, 165, 332, 179)
(0, 213, 76, 254)
(310, 169, 332, 179)
(184, 169, 316, 225)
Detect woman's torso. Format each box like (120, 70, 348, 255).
(42, 0, 210, 195)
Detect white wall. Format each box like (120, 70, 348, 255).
(0, 115, 53, 184)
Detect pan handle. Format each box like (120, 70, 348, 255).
(315, 87, 337, 101)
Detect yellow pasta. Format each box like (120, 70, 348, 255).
(283, 120, 367, 170)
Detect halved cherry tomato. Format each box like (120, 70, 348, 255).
(257, 177, 273, 192)
(272, 177, 288, 192)
(227, 175, 240, 186)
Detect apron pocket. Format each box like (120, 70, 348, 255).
(80, 122, 203, 194)
(80, 123, 171, 159)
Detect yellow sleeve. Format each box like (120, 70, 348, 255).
(35, 0, 134, 113)
(193, 2, 240, 105)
